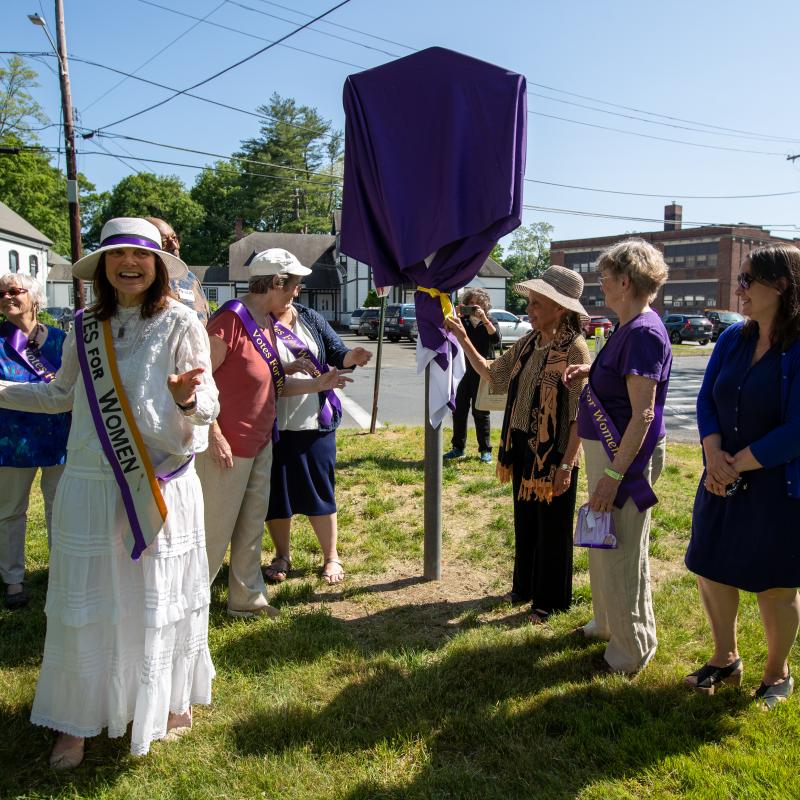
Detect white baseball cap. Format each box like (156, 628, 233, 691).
(249, 248, 312, 278)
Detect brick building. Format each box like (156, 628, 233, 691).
(549, 204, 800, 318)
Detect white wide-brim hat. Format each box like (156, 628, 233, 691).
(247, 248, 312, 278)
(515, 265, 589, 318)
(72, 217, 189, 281)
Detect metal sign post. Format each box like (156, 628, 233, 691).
(423, 362, 442, 580)
(369, 290, 389, 434)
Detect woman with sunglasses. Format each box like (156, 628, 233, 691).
(0, 273, 70, 609)
(685, 244, 800, 708)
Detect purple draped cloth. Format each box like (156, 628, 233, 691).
(339, 47, 526, 423)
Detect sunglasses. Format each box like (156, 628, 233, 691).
(736, 272, 755, 290)
(0, 287, 28, 299)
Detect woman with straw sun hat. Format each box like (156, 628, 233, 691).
(0, 217, 219, 767)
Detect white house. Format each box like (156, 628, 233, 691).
(0, 201, 51, 285)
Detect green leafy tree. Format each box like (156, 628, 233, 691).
(363, 289, 381, 308)
(504, 221, 554, 312)
(0, 56, 48, 142)
(237, 93, 342, 235)
(85, 173, 205, 258)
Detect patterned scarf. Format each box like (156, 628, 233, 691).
(496, 322, 579, 503)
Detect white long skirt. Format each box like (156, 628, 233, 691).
(30, 448, 215, 756)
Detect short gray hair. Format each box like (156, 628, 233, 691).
(249, 274, 289, 294)
(0, 271, 47, 309)
(459, 286, 491, 312)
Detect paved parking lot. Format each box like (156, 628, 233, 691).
(335, 332, 708, 444)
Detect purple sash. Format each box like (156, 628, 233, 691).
(271, 318, 341, 427)
(1, 321, 58, 382)
(581, 379, 662, 512)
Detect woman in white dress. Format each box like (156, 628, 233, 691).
(0, 218, 219, 768)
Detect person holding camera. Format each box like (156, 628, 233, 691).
(684, 244, 800, 707)
(444, 288, 501, 463)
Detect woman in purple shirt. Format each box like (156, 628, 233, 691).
(684, 244, 800, 708)
(565, 239, 672, 675)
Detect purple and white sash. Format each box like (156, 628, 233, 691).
(272, 318, 341, 427)
(75, 309, 192, 561)
(1, 321, 58, 382)
(581, 379, 662, 512)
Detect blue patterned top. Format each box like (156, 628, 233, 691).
(0, 324, 70, 467)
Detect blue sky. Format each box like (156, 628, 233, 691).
(4, 0, 800, 245)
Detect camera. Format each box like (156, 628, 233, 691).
(459, 304, 478, 316)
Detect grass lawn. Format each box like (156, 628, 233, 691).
(2, 428, 799, 799)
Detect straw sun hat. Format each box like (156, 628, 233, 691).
(515, 265, 588, 318)
(72, 217, 189, 281)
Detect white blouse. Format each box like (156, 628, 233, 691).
(0, 299, 218, 463)
(275, 315, 323, 432)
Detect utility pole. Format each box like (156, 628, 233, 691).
(29, 3, 83, 308)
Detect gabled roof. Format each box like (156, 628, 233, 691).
(477, 257, 511, 278)
(190, 265, 230, 283)
(0, 201, 53, 246)
(228, 232, 337, 281)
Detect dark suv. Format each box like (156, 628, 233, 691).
(357, 308, 380, 339)
(384, 303, 417, 342)
(662, 314, 713, 345)
(705, 310, 743, 341)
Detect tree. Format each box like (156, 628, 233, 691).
(0, 56, 48, 142)
(237, 93, 343, 235)
(85, 173, 205, 257)
(503, 221, 554, 312)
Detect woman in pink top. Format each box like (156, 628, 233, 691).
(198, 250, 351, 618)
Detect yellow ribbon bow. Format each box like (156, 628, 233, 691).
(416, 286, 454, 320)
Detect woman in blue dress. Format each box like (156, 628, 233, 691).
(685, 244, 800, 708)
(0, 272, 69, 609)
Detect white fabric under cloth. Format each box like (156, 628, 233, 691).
(0, 299, 219, 755)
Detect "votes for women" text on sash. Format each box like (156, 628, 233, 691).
(75, 308, 171, 560)
(581, 379, 662, 512)
(1, 321, 58, 382)
(272, 318, 341, 427)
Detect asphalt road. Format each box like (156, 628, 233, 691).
(335, 332, 710, 444)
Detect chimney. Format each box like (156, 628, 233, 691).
(234, 218, 243, 240)
(664, 202, 682, 232)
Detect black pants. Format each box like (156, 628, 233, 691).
(451, 369, 491, 453)
(509, 429, 578, 613)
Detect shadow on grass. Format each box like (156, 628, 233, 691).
(336, 455, 424, 472)
(0, 565, 48, 668)
(230, 632, 749, 799)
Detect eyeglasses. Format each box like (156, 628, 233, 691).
(736, 272, 755, 290)
(0, 287, 28, 299)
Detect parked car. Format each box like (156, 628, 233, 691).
(385, 303, 417, 342)
(704, 309, 744, 341)
(488, 308, 533, 343)
(348, 308, 367, 332)
(357, 308, 381, 340)
(582, 316, 613, 339)
(662, 313, 713, 345)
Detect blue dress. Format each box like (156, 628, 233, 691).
(686, 333, 800, 592)
(0, 325, 70, 467)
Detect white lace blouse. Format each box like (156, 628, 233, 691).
(0, 299, 218, 462)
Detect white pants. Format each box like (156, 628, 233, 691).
(197, 443, 272, 612)
(0, 464, 64, 585)
(582, 438, 666, 673)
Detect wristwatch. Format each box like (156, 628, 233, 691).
(559, 462, 572, 472)
(176, 397, 197, 413)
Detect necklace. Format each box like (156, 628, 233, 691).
(117, 306, 141, 339)
(534, 339, 552, 352)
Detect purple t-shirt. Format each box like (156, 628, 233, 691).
(577, 309, 672, 440)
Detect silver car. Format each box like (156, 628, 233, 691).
(489, 308, 533, 343)
(348, 308, 367, 332)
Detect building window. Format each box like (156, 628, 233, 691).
(69, 285, 94, 306)
(673, 255, 685, 265)
(706, 297, 717, 307)
(696, 254, 706, 264)
(29, 255, 38, 278)
(9, 250, 19, 273)
(594, 297, 603, 307)
(674, 297, 683, 306)
(204, 286, 218, 302)
(684, 295, 694, 305)
(685, 255, 696, 267)
(663, 295, 673, 306)
(708, 253, 718, 267)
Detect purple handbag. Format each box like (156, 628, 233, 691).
(574, 503, 618, 549)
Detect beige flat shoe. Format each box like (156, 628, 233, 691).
(227, 604, 280, 619)
(49, 735, 85, 770)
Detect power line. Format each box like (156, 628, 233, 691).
(95, 0, 352, 131)
(528, 110, 788, 157)
(82, 0, 230, 113)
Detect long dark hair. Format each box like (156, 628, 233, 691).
(742, 244, 800, 350)
(91, 253, 171, 321)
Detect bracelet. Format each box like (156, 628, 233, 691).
(558, 462, 572, 472)
(604, 466, 624, 481)
(176, 397, 197, 412)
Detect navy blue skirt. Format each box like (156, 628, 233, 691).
(267, 429, 337, 519)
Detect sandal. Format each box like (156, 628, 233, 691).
(320, 558, 345, 585)
(755, 670, 794, 709)
(684, 657, 743, 694)
(263, 555, 291, 584)
(527, 608, 550, 625)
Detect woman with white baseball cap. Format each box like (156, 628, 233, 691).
(198, 248, 351, 617)
(0, 218, 220, 766)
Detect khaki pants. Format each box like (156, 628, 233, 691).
(582, 437, 666, 673)
(197, 443, 272, 613)
(0, 464, 64, 585)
